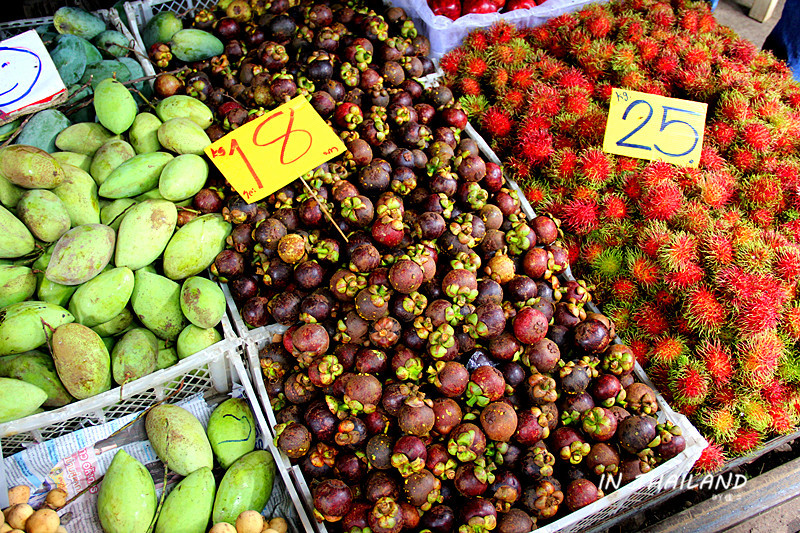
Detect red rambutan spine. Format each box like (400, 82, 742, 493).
(480, 107, 513, 139)
(638, 181, 685, 221)
(693, 441, 726, 473)
(684, 287, 727, 335)
(670, 360, 711, 407)
(560, 198, 600, 235)
(634, 300, 672, 339)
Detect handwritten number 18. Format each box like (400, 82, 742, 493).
(616, 99, 700, 158)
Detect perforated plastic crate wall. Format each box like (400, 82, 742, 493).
(0, 311, 239, 457)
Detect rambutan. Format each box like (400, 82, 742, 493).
(706, 120, 737, 149)
(640, 161, 676, 189)
(734, 299, 783, 337)
(621, 175, 643, 200)
(727, 427, 763, 455)
(659, 231, 699, 271)
(459, 77, 482, 97)
(580, 240, 606, 265)
(601, 193, 628, 220)
(695, 339, 734, 387)
(557, 67, 593, 92)
(684, 287, 727, 335)
(515, 128, 554, 166)
(487, 20, 517, 45)
(638, 181, 685, 221)
(653, 50, 680, 78)
(636, 37, 660, 62)
(464, 30, 489, 52)
(634, 300, 672, 339)
(628, 253, 661, 287)
(726, 38, 758, 64)
(675, 201, 712, 234)
(650, 334, 689, 367)
(743, 120, 776, 152)
(577, 148, 613, 185)
(737, 330, 784, 387)
(610, 43, 639, 74)
(522, 179, 550, 207)
(458, 95, 489, 119)
(562, 87, 592, 115)
(701, 231, 734, 268)
(698, 170, 736, 208)
(440, 48, 466, 75)
(480, 107, 513, 139)
(572, 108, 609, 147)
(546, 148, 578, 182)
(762, 378, 791, 406)
(669, 360, 710, 406)
(699, 406, 740, 443)
(609, 277, 638, 301)
(773, 245, 800, 282)
(716, 90, 753, 124)
(768, 404, 796, 434)
(663, 263, 704, 290)
(737, 396, 772, 432)
(462, 54, 489, 78)
(781, 304, 800, 341)
(734, 238, 774, 274)
(591, 247, 625, 279)
(491, 67, 509, 92)
(749, 208, 776, 228)
(526, 82, 562, 117)
(693, 441, 726, 473)
(584, 9, 614, 38)
(501, 89, 526, 113)
(560, 198, 600, 235)
(509, 67, 537, 90)
(629, 338, 651, 366)
(778, 349, 800, 383)
(698, 11, 717, 32)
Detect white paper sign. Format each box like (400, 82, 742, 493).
(0, 30, 67, 119)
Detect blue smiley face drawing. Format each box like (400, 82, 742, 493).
(0, 46, 42, 108)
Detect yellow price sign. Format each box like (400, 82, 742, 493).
(602, 88, 707, 168)
(205, 95, 346, 202)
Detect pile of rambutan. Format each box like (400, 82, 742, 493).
(443, 0, 800, 467)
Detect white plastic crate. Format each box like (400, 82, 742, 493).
(124, 0, 218, 78)
(0, 310, 236, 457)
(0, 341, 316, 532)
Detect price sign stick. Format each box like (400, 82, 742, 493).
(299, 176, 349, 243)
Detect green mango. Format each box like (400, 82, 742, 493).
(81, 60, 131, 89)
(0, 120, 21, 143)
(142, 12, 183, 49)
(53, 164, 101, 226)
(50, 34, 87, 85)
(0, 377, 47, 423)
(52, 322, 111, 399)
(94, 30, 128, 57)
(157, 118, 211, 156)
(0, 175, 24, 208)
(94, 79, 138, 135)
(0, 144, 65, 188)
(180, 276, 225, 329)
(134, 189, 166, 201)
(0, 265, 37, 307)
(100, 198, 137, 230)
(91, 307, 135, 337)
(159, 154, 208, 201)
(53, 7, 106, 39)
(36, 275, 77, 307)
(90, 140, 136, 186)
(0, 205, 34, 259)
(145, 404, 213, 476)
(52, 151, 92, 173)
(155, 96, 213, 129)
(69, 267, 134, 327)
(212, 450, 275, 525)
(0, 351, 73, 407)
(70, 34, 103, 63)
(17, 189, 71, 242)
(119, 58, 145, 91)
(115, 199, 177, 270)
(177, 325, 221, 359)
(99, 152, 174, 199)
(163, 214, 231, 280)
(112, 327, 157, 385)
(15, 110, 72, 153)
(56, 122, 116, 157)
(131, 270, 185, 340)
(97, 450, 156, 533)
(45, 224, 115, 286)
(0, 301, 74, 355)
(155, 467, 214, 533)
(207, 398, 256, 469)
(101, 336, 115, 353)
(156, 344, 178, 370)
(129, 113, 163, 154)
(170, 29, 224, 63)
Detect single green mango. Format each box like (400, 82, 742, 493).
(207, 398, 256, 469)
(130, 270, 185, 340)
(115, 199, 177, 271)
(0, 351, 73, 407)
(52, 151, 92, 173)
(17, 189, 71, 242)
(0, 144, 65, 188)
(177, 325, 222, 359)
(0, 377, 47, 423)
(212, 450, 275, 525)
(163, 214, 231, 280)
(52, 322, 111, 399)
(91, 307, 135, 338)
(159, 154, 208, 201)
(97, 450, 156, 533)
(0, 204, 34, 259)
(69, 267, 134, 327)
(155, 96, 213, 129)
(45, 224, 115, 286)
(53, 7, 106, 39)
(145, 404, 213, 476)
(155, 466, 214, 533)
(90, 139, 136, 185)
(53, 163, 101, 226)
(0, 265, 37, 307)
(99, 152, 174, 199)
(55, 122, 116, 156)
(157, 118, 211, 155)
(111, 327, 158, 385)
(129, 113, 163, 154)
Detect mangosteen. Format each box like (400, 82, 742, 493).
(313, 478, 353, 522)
(565, 478, 603, 512)
(618, 415, 659, 454)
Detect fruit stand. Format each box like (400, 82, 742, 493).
(0, 0, 797, 532)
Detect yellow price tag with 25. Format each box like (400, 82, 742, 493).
(205, 95, 345, 202)
(602, 88, 707, 168)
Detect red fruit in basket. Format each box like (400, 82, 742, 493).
(428, 0, 461, 20)
(505, 0, 538, 9)
(369, 496, 404, 533)
(625, 382, 659, 415)
(466, 365, 505, 407)
(460, 498, 498, 532)
(512, 307, 548, 344)
(590, 374, 624, 407)
(391, 435, 428, 477)
(618, 415, 658, 454)
(404, 469, 442, 511)
(432, 397, 463, 435)
(480, 401, 518, 442)
(428, 360, 469, 397)
(565, 478, 602, 512)
(153, 73, 182, 97)
(149, 43, 172, 69)
(551, 427, 590, 464)
(581, 407, 618, 442)
(461, 0, 500, 13)
(275, 421, 312, 458)
(497, 508, 535, 533)
(372, 215, 405, 248)
(313, 478, 353, 522)
(523, 338, 560, 374)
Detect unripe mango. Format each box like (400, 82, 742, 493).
(0, 145, 64, 189)
(0, 174, 24, 208)
(128, 113, 163, 154)
(52, 322, 111, 399)
(177, 325, 222, 359)
(94, 79, 138, 135)
(212, 450, 275, 525)
(115, 199, 177, 270)
(111, 328, 158, 385)
(0, 377, 47, 423)
(69, 267, 134, 327)
(17, 189, 71, 242)
(55, 123, 116, 156)
(156, 343, 178, 370)
(53, 163, 101, 226)
(180, 276, 225, 328)
(91, 307, 135, 338)
(90, 139, 136, 185)
(163, 214, 231, 280)
(155, 95, 213, 129)
(99, 152, 174, 199)
(0, 205, 33, 259)
(207, 398, 256, 469)
(100, 198, 137, 230)
(97, 450, 156, 533)
(52, 151, 91, 173)
(0, 265, 37, 307)
(145, 404, 213, 476)
(154, 467, 214, 533)
(130, 270, 185, 340)
(158, 118, 211, 155)
(53, 7, 106, 40)
(36, 275, 77, 307)
(45, 224, 115, 286)
(159, 154, 208, 201)
(0, 301, 74, 355)
(0, 351, 73, 407)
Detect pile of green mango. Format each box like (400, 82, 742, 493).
(97, 398, 276, 533)
(0, 91, 231, 425)
(1, 7, 153, 152)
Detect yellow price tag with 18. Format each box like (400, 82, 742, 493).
(602, 88, 707, 168)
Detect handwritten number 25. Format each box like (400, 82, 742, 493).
(616, 100, 700, 158)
